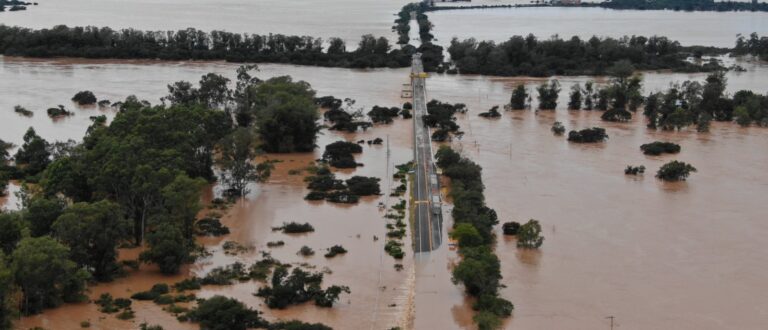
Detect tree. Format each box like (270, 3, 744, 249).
(601, 61, 643, 122)
(0, 213, 22, 255)
(187, 296, 267, 330)
(509, 84, 528, 110)
(452, 246, 502, 296)
(568, 84, 582, 110)
(140, 223, 191, 275)
(583, 81, 595, 110)
(52, 200, 130, 281)
(254, 77, 320, 153)
(0, 252, 16, 330)
(218, 128, 272, 196)
(537, 80, 560, 110)
(450, 223, 483, 247)
(517, 219, 544, 248)
(11, 236, 90, 315)
(656, 161, 697, 181)
(71, 91, 97, 105)
(14, 127, 51, 176)
(25, 197, 65, 237)
(158, 174, 207, 239)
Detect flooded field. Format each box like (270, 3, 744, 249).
(429, 7, 768, 47)
(0, 0, 406, 45)
(3, 56, 768, 329)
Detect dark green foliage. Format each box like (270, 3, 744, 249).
(280, 222, 315, 234)
(424, 100, 465, 141)
(734, 33, 768, 60)
(268, 320, 333, 330)
(624, 165, 646, 175)
(298, 246, 315, 257)
(384, 240, 405, 259)
(323, 245, 347, 258)
(640, 142, 681, 155)
(11, 236, 90, 315)
(0, 253, 15, 329)
(551, 121, 565, 135)
(201, 262, 250, 285)
(46, 105, 72, 117)
(14, 105, 33, 117)
(256, 266, 349, 309)
(131, 283, 169, 301)
(0, 213, 22, 255)
(656, 161, 697, 181)
(323, 141, 362, 168)
(345, 176, 380, 196)
(478, 106, 501, 118)
(25, 197, 65, 237)
(195, 217, 230, 236)
(72, 91, 97, 105)
(568, 84, 582, 110)
(509, 84, 528, 110)
(567, 127, 608, 143)
(368, 106, 401, 124)
(448, 34, 722, 77)
(52, 200, 130, 281)
(452, 246, 502, 296)
(0, 25, 413, 69)
(537, 80, 560, 110)
(502, 222, 520, 236)
(140, 223, 192, 275)
(218, 128, 273, 196)
(517, 219, 544, 248)
(14, 127, 51, 177)
(173, 278, 202, 292)
(600, 0, 768, 12)
(267, 241, 285, 248)
(186, 295, 267, 330)
(254, 77, 320, 153)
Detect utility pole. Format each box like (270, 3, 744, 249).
(606, 316, 615, 330)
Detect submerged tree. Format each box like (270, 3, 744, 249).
(537, 80, 561, 110)
(516, 219, 544, 248)
(568, 84, 582, 110)
(656, 161, 697, 181)
(509, 84, 528, 110)
(218, 128, 272, 196)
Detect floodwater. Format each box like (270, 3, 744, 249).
(3, 56, 768, 329)
(429, 7, 768, 47)
(0, 0, 406, 46)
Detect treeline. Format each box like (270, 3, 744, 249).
(0, 25, 413, 69)
(734, 32, 768, 60)
(436, 146, 513, 330)
(0, 0, 32, 12)
(0, 67, 325, 325)
(597, 0, 768, 11)
(392, 3, 445, 71)
(447, 34, 723, 76)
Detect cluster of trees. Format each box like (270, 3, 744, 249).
(304, 166, 380, 203)
(447, 34, 722, 76)
(0, 0, 32, 12)
(567, 61, 645, 121)
(436, 146, 513, 330)
(392, 2, 445, 71)
(567, 127, 609, 143)
(640, 141, 681, 155)
(255, 266, 350, 308)
(322, 141, 362, 168)
(644, 71, 768, 130)
(0, 25, 414, 69)
(320, 97, 374, 132)
(656, 161, 697, 181)
(734, 33, 768, 60)
(597, 0, 768, 11)
(184, 295, 332, 330)
(0, 67, 330, 326)
(424, 100, 467, 141)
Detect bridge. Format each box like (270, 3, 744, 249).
(410, 53, 443, 253)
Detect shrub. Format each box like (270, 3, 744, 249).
(567, 127, 608, 143)
(551, 121, 565, 135)
(14, 105, 33, 117)
(324, 245, 347, 258)
(281, 222, 315, 233)
(624, 165, 646, 175)
(478, 106, 501, 118)
(267, 241, 285, 248)
(47, 105, 72, 117)
(298, 246, 315, 257)
(72, 91, 97, 105)
(186, 296, 267, 330)
(502, 222, 520, 236)
(517, 220, 544, 248)
(195, 217, 230, 236)
(173, 278, 202, 292)
(384, 240, 405, 259)
(656, 161, 697, 181)
(640, 141, 681, 155)
(345, 176, 381, 196)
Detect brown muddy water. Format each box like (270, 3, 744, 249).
(0, 0, 407, 46)
(3, 56, 768, 329)
(429, 7, 768, 47)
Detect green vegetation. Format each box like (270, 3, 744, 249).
(509, 84, 529, 110)
(624, 165, 646, 175)
(640, 142, 681, 155)
(656, 161, 697, 181)
(71, 91, 97, 106)
(448, 35, 721, 77)
(195, 217, 230, 236)
(217, 128, 273, 196)
(304, 166, 379, 203)
(185, 295, 268, 330)
(537, 80, 561, 110)
(256, 266, 350, 309)
(0, 25, 415, 70)
(13, 105, 33, 117)
(568, 84, 583, 110)
(567, 127, 608, 143)
(551, 122, 565, 135)
(478, 106, 501, 118)
(435, 146, 513, 328)
(323, 141, 362, 168)
(279, 222, 315, 234)
(345, 176, 381, 196)
(323, 245, 347, 258)
(298, 246, 315, 257)
(516, 220, 544, 248)
(502, 222, 520, 236)
(368, 105, 402, 124)
(597, 61, 644, 122)
(46, 105, 72, 118)
(734, 33, 768, 60)
(598, 0, 768, 12)
(424, 100, 466, 142)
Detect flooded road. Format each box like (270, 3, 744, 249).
(429, 7, 768, 47)
(3, 56, 768, 329)
(0, 0, 406, 45)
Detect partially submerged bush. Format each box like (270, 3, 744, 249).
(298, 246, 315, 257)
(345, 176, 381, 196)
(322, 141, 362, 168)
(502, 222, 520, 236)
(567, 127, 608, 143)
(478, 106, 501, 118)
(323, 245, 347, 258)
(656, 161, 697, 181)
(14, 105, 33, 117)
(72, 91, 97, 105)
(47, 105, 72, 117)
(624, 165, 646, 175)
(640, 141, 681, 155)
(280, 222, 315, 234)
(551, 121, 565, 135)
(195, 217, 230, 236)
(516, 220, 544, 248)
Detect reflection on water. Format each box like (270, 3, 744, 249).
(429, 7, 768, 47)
(4, 57, 768, 329)
(0, 0, 406, 45)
